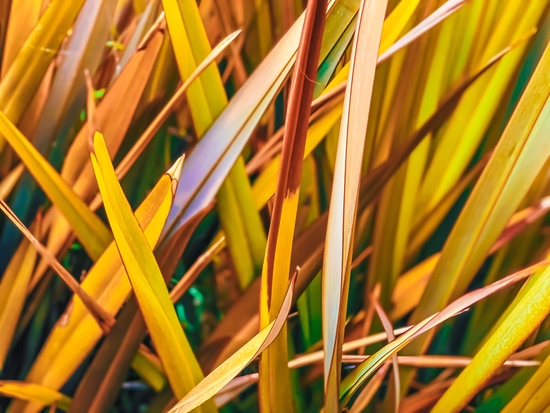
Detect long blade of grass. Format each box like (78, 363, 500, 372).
(18, 153, 183, 413)
(200, 46, 509, 374)
(67, 211, 207, 413)
(391, 195, 550, 320)
(90, 132, 215, 411)
(258, 0, 327, 410)
(417, 2, 547, 216)
(162, 0, 349, 239)
(322, 0, 387, 409)
(0, 0, 43, 78)
(26, 25, 165, 287)
(161, 0, 228, 136)
(161, 6, 464, 370)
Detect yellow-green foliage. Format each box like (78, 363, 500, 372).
(0, 0, 550, 412)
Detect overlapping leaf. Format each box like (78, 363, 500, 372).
(91, 132, 215, 411)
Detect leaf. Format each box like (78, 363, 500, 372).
(251, 0, 466, 215)
(339, 258, 550, 406)
(405, 37, 550, 377)
(0, 164, 23, 200)
(0, 0, 43, 77)
(0, 0, 86, 150)
(0, 381, 71, 411)
(90, 132, 215, 411)
(321, 0, 388, 409)
(199, 43, 510, 379)
(31, 0, 116, 155)
(162, 0, 266, 288)
(161, 0, 228, 135)
(113, 30, 241, 180)
(433, 264, 550, 411)
(251, 104, 343, 210)
(169, 274, 296, 413)
(0, 199, 115, 331)
(200, 67, 499, 380)
(390, 195, 550, 320)
(67, 211, 207, 413)
(0, 111, 111, 260)
(20, 152, 181, 412)
(258, 0, 327, 410)
(417, 1, 547, 217)
(131, 346, 168, 393)
(162, 0, 347, 239)
(503, 351, 550, 412)
(29, 23, 166, 286)
(0, 224, 37, 368)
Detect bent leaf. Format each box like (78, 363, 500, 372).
(169, 274, 296, 413)
(340, 259, 550, 405)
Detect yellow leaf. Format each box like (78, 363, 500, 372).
(0, 164, 24, 200)
(0, 111, 111, 260)
(20, 152, 180, 411)
(407, 38, 550, 367)
(0, 229, 37, 368)
(91, 132, 215, 411)
(433, 266, 550, 411)
(340, 259, 550, 405)
(169, 275, 296, 413)
(131, 346, 168, 393)
(0, 381, 71, 411)
(162, 0, 266, 288)
(0, 0, 43, 77)
(0, 0, 86, 150)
